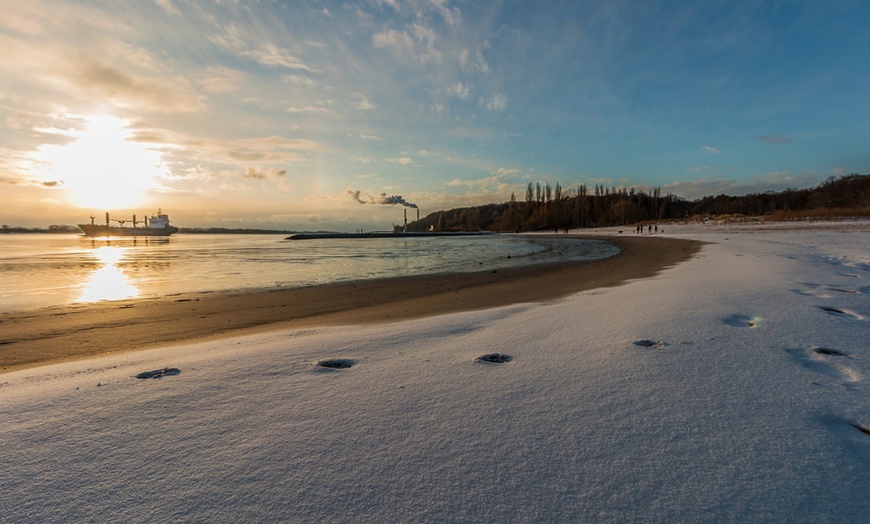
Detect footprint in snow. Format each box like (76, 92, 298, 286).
(796, 284, 860, 298)
(135, 367, 181, 379)
(814, 347, 852, 358)
(474, 353, 513, 364)
(817, 306, 862, 319)
(723, 314, 761, 328)
(818, 415, 870, 448)
(315, 358, 355, 370)
(785, 347, 861, 384)
(633, 340, 669, 349)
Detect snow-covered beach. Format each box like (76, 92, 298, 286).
(2, 222, 868, 522)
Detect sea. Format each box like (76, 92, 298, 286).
(0, 233, 620, 312)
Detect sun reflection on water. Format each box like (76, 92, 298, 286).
(78, 245, 139, 302)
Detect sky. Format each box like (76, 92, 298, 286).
(1, 0, 869, 231)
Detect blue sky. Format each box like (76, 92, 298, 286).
(1, 0, 868, 230)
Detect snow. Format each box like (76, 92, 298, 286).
(2, 222, 869, 523)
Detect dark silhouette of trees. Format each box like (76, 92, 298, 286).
(405, 174, 870, 232)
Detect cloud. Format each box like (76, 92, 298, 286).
(377, 0, 400, 11)
(130, 129, 317, 171)
(373, 29, 414, 51)
(245, 167, 266, 179)
(662, 172, 828, 199)
(153, 0, 181, 16)
(436, 173, 522, 207)
(245, 167, 287, 179)
(211, 26, 319, 73)
(484, 93, 507, 111)
(754, 134, 792, 145)
(373, 23, 443, 65)
(63, 54, 205, 113)
(432, 1, 462, 28)
(282, 74, 318, 87)
(459, 48, 489, 74)
(287, 105, 329, 113)
(386, 157, 413, 165)
(246, 43, 319, 72)
(199, 66, 245, 94)
(445, 82, 471, 100)
(353, 94, 375, 110)
(701, 145, 720, 154)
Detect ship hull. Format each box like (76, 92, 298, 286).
(78, 224, 179, 237)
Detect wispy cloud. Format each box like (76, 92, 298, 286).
(445, 82, 472, 100)
(199, 67, 245, 94)
(459, 48, 489, 74)
(287, 105, 329, 114)
(663, 172, 826, 199)
(245, 167, 287, 179)
(484, 93, 507, 111)
(701, 145, 720, 154)
(130, 129, 317, 175)
(153, 0, 181, 16)
(353, 94, 375, 110)
(245, 43, 319, 72)
(282, 74, 319, 88)
(754, 134, 792, 145)
(211, 26, 319, 73)
(373, 29, 414, 52)
(64, 54, 205, 113)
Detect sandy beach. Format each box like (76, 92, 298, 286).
(0, 235, 701, 372)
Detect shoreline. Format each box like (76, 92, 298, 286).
(0, 235, 703, 373)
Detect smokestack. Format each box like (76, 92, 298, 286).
(404, 208, 407, 228)
(417, 208, 420, 221)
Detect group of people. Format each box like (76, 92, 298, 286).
(636, 224, 658, 234)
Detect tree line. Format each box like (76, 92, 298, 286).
(405, 173, 870, 233)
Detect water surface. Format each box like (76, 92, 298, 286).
(0, 234, 618, 311)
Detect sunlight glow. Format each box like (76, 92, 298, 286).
(33, 115, 167, 210)
(78, 246, 139, 302)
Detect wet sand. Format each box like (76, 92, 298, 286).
(0, 235, 703, 372)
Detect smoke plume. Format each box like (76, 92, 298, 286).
(347, 190, 417, 209)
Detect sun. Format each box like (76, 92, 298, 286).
(33, 114, 167, 210)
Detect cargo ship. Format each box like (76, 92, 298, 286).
(79, 211, 179, 237)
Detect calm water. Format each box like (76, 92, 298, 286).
(0, 233, 619, 312)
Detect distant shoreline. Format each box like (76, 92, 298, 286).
(0, 235, 703, 373)
(0, 227, 302, 235)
